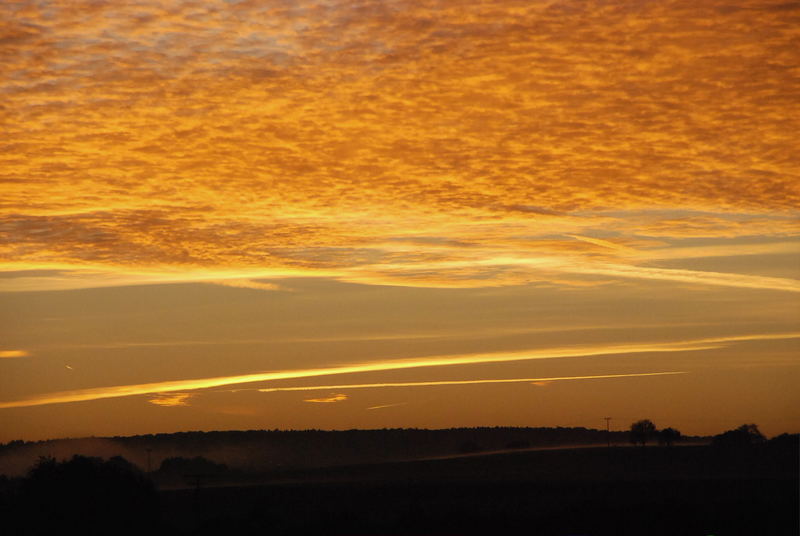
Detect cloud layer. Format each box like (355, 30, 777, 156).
(1, 0, 798, 290)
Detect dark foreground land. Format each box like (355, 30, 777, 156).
(160, 445, 798, 536)
(2, 437, 797, 535)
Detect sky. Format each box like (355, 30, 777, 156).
(1, 0, 798, 442)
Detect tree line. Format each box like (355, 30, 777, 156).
(628, 420, 774, 448)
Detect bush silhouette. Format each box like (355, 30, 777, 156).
(712, 423, 765, 449)
(10, 455, 159, 535)
(657, 427, 681, 447)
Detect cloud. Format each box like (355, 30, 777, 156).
(1, 0, 798, 291)
(0, 331, 795, 409)
(148, 393, 193, 407)
(34, 320, 733, 351)
(566, 235, 636, 252)
(629, 241, 800, 261)
(624, 214, 800, 239)
(0, 350, 29, 359)
(208, 279, 283, 291)
(561, 262, 800, 293)
(304, 394, 348, 403)
(353, 254, 800, 292)
(261, 372, 687, 394)
(366, 403, 408, 410)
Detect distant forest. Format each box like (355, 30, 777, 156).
(0, 426, 678, 476)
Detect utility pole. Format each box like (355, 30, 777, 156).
(604, 417, 612, 448)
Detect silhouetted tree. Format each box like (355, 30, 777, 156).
(657, 427, 681, 447)
(712, 423, 765, 449)
(9, 455, 159, 535)
(629, 419, 656, 447)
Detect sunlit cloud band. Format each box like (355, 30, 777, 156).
(1, 332, 797, 409)
(259, 371, 688, 393)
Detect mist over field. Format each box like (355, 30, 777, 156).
(0, 426, 632, 477)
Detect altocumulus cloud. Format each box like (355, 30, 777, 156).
(0, 0, 797, 291)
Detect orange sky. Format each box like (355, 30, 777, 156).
(1, 0, 798, 441)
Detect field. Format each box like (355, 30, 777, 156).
(160, 445, 798, 535)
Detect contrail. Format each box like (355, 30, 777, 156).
(367, 402, 409, 410)
(0, 332, 796, 409)
(258, 371, 688, 393)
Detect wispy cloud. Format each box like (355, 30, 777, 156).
(562, 262, 800, 293)
(367, 403, 408, 411)
(2, 249, 797, 292)
(352, 254, 800, 292)
(0, 332, 795, 409)
(304, 394, 348, 404)
(567, 235, 635, 252)
(628, 241, 800, 261)
(148, 393, 193, 407)
(0, 350, 29, 359)
(209, 279, 283, 291)
(530, 381, 552, 387)
(260, 372, 687, 394)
